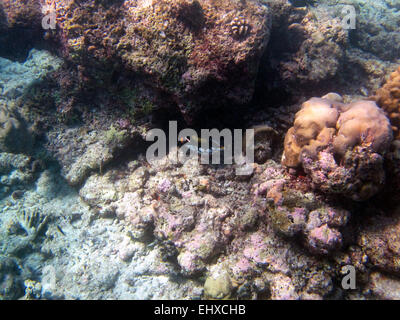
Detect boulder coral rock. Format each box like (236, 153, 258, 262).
(282, 95, 393, 201)
(2, 0, 271, 122)
(121, 0, 270, 120)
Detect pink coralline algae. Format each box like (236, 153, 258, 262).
(158, 179, 172, 193)
(273, 198, 349, 256)
(253, 165, 350, 256)
(243, 233, 269, 265)
(307, 225, 342, 256)
(301, 145, 386, 201)
(234, 258, 252, 275)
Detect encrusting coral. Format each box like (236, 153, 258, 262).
(372, 66, 400, 140)
(282, 94, 393, 201)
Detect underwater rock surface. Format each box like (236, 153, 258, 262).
(2, 0, 271, 122)
(1, 0, 400, 301)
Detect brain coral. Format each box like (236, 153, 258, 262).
(282, 97, 339, 167)
(282, 94, 393, 201)
(372, 66, 400, 140)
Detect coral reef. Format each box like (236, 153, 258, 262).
(253, 162, 350, 256)
(264, 0, 347, 86)
(358, 211, 400, 276)
(0, 166, 205, 300)
(1, 0, 400, 302)
(0, 49, 62, 100)
(372, 66, 400, 139)
(0, 152, 36, 199)
(282, 95, 393, 201)
(344, 0, 400, 61)
(77, 152, 352, 299)
(0, 255, 24, 299)
(257, 0, 400, 101)
(45, 125, 144, 186)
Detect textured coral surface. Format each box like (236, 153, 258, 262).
(373, 66, 400, 139)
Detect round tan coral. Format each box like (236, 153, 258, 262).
(372, 66, 400, 140)
(282, 94, 393, 168)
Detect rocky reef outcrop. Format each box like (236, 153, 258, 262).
(265, 0, 346, 86)
(253, 162, 351, 256)
(2, 0, 271, 122)
(346, 0, 400, 62)
(0, 102, 33, 154)
(258, 0, 400, 102)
